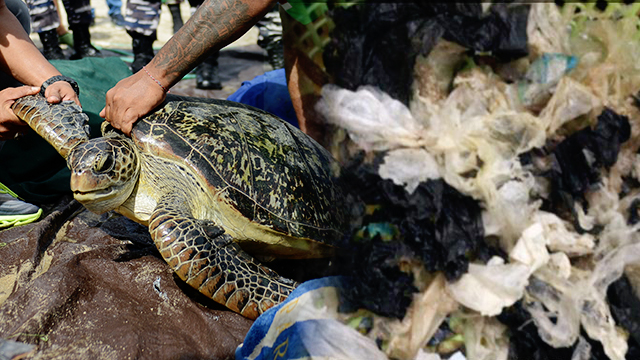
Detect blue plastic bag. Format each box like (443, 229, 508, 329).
(236, 277, 387, 360)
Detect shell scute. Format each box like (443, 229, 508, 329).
(133, 97, 349, 245)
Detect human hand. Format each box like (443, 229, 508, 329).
(100, 70, 167, 136)
(0, 85, 41, 141)
(43, 80, 81, 106)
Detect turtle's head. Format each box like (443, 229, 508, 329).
(67, 136, 140, 214)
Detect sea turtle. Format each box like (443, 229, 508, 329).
(12, 94, 351, 319)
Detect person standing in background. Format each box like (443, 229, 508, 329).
(24, 0, 66, 60)
(106, 0, 125, 26)
(123, 0, 221, 89)
(60, 0, 101, 58)
(122, 0, 160, 73)
(164, 0, 183, 34)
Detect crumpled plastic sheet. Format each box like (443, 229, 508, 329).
(523, 241, 640, 360)
(536, 77, 601, 135)
(461, 316, 509, 360)
(336, 235, 417, 319)
(517, 53, 578, 110)
(526, 3, 572, 56)
(319, 66, 552, 248)
(446, 257, 530, 317)
(386, 274, 459, 359)
(531, 211, 595, 256)
(498, 301, 593, 360)
(445, 218, 578, 319)
(565, 3, 640, 110)
(316, 85, 432, 152)
(378, 148, 440, 194)
(320, 67, 548, 204)
(414, 349, 465, 360)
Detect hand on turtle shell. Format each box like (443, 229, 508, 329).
(100, 70, 167, 136)
(0, 86, 40, 141)
(43, 80, 81, 106)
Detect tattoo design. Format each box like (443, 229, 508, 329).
(154, 0, 252, 85)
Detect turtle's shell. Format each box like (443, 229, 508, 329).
(125, 95, 350, 248)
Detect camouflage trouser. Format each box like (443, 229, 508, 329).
(23, 0, 59, 33)
(256, 7, 282, 49)
(256, 7, 284, 69)
(124, 0, 161, 36)
(60, 0, 93, 27)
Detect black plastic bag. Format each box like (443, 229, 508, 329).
(437, 3, 530, 59)
(498, 301, 613, 360)
(337, 237, 417, 319)
(607, 275, 640, 357)
(530, 108, 630, 232)
(324, 2, 530, 106)
(549, 108, 630, 198)
(336, 155, 488, 318)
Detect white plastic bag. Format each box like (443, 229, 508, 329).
(446, 257, 530, 317)
(316, 85, 432, 152)
(378, 148, 441, 194)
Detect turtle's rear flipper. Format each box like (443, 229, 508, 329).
(11, 95, 90, 159)
(149, 193, 297, 320)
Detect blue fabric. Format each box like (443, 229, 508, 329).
(235, 277, 343, 360)
(227, 68, 298, 128)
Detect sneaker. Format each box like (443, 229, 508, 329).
(0, 183, 42, 229)
(110, 13, 126, 27)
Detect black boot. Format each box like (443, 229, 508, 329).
(265, 40, 284, 70)
(129, 30, 155, 73)
(69, 25, 101, 60)
(38, 29, 66, 60)
(196, 51, 222, 90)
(168, 4, 183, 34)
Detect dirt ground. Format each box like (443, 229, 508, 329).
(30, 0, 272, 100)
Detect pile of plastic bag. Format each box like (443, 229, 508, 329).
(296, 3, 640, 360)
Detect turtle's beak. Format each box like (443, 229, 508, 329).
(70, 170, 118, 201)
(70, 173, 123, 214)
(70, 169, 102, 194)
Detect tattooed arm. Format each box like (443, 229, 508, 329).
(101, 0, 277, 136)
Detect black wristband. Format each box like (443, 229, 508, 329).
(40, 75, 80, 97)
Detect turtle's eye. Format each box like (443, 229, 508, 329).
(94, 153, 114, 173)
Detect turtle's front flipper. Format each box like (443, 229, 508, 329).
(149, 193, 298, 319)
(12, 95, 90, 159)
